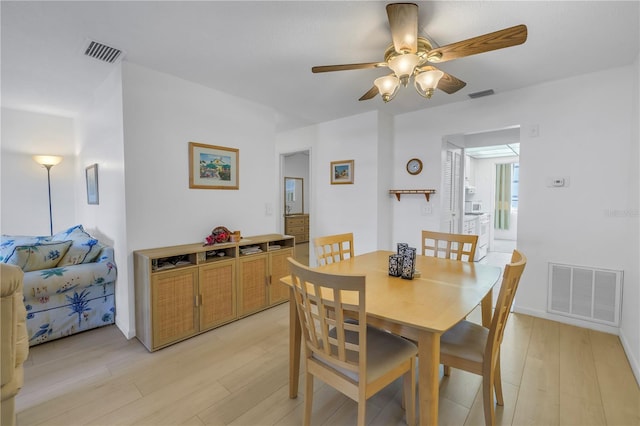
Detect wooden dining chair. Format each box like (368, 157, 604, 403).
(287, 257, 417, 426)
(421, 230, 478, 262)
(439, 250, 527, 426)
(313, 232, 354, 266)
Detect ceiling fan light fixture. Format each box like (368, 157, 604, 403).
(426, 51, 443, 62)
(414, 69, 444, 99)
(374, 75, 400, 102)
(387, 53, 421, 87)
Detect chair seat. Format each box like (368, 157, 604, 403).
(440, 320, 488, 364)
(317, 326, 418, 383)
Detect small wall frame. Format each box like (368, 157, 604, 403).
(330, 160, 354, 185)
(189, 142, 239, 189)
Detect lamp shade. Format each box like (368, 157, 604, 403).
(33, 155, 63, 167)
(387, 53, 420, 87)
(414, 69, 444, 99)
(374, 75, 400, 103)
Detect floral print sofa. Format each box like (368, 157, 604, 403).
(0, 225, 117, 346)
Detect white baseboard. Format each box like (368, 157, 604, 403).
(513, 306, 620, 334)
(513, 306, 639, 387)
(619, 330, 640, 388)
(115, 318, 136, 340)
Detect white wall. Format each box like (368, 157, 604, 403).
(376, 112, 394, 251)
(74, 64, 131, 338)
(1, 108, 76, 236)
(393, 63, 639, 381)
(120, 62, 281, 334)
(621, 52, 639, 384)
(314, 111, 386, 256)
(277, 111, 393, 261)
(121, 62, 279, 250)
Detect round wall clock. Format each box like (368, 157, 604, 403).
(406, 158, 423, 175)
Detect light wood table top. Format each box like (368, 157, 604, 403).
(282, 250, 502, 425)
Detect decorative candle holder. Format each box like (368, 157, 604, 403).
(401, 247, 417, 280)
(388, 254, 402, 277)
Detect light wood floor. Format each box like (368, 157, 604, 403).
(16, 300, 639, 426)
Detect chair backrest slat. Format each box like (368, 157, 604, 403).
(289, 257, 366, 375)
(313, 233, 354, 266)
(422, 230, 478, 262)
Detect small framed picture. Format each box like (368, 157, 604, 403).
(85, 163, 99, 205)
(330, 160, 354, 185)
(189, 142, 239, 189)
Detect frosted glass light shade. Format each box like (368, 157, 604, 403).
(33, 155, 63, 167)
(414, 69, 444, 99)
(374, 75, 400, 102)
(387, 53, 420, 86)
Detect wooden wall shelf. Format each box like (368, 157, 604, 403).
(389, 189, 436, 202)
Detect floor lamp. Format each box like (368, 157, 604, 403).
(33, 155, 63, 236)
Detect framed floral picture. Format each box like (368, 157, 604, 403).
(85, 163, 99, 204)
(189, 142, 239, 189)
(330, 159, 354, 185)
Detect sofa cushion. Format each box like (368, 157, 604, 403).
(5, 241, 73, 272)
(52, 225, 103, 266)
(1, 235, 51, 263)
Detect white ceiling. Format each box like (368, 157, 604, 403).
(2, 1, 638, 132)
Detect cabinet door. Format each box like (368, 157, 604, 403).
(269, 248, 294, 304)
(238, 254, 268, 316)
(199, 260, 236, 330)
(151, 268, 198, 349)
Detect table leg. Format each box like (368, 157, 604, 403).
(418, 330, 440, 426)
(289, 288, 301, 399)
(481, 288, 493, 328)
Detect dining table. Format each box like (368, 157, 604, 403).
(281, 250, 502, 426)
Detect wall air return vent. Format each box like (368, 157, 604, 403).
(82, 39, 124, 64)
(548, 262, 622, 326)
(468, 89, 495, 99)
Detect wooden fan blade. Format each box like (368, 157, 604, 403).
(417, 65, 467, 94)
(428, 24, 527, 63)
(359, 86, 379, 101)
(312, 62, 383, 73)
(386, 3, 419, 53)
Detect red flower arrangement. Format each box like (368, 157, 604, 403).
(204, 226, 231, 246)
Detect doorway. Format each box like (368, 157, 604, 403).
(282, 150, 310, 265)
(443, 126, 520, 262)
(464, 144, 519, 257)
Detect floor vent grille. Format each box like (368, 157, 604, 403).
(548, 262, 622, 326)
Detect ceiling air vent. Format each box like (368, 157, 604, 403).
(82, 39, 124, 64)
(468, 89, 495, 99)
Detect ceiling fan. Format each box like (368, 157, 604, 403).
(312, 3, 528, 103)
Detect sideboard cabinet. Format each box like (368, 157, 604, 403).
(134, 234, 294, 351)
